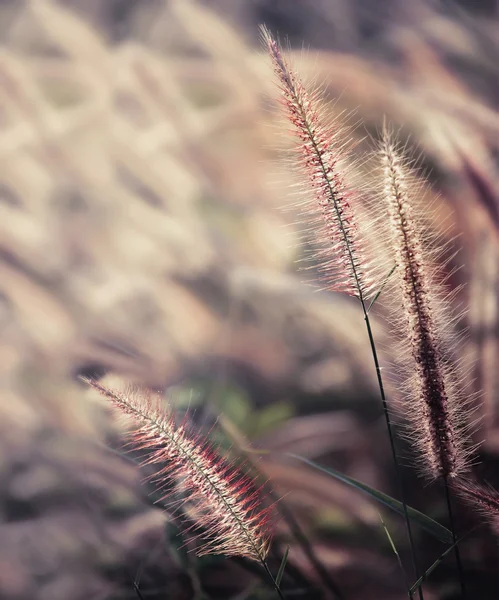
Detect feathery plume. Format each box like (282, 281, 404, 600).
(83, 378, 271, 561)
(379, 130, 469, 480)
(453, 479, 499, 532)
(263, 27, 374, 300)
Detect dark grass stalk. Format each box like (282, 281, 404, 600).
(269, 544, 318, 594)
(243, 439, 345, 598)
(264, 29, 423, 598)
(217, 269, 343, 598)
(265, 521, 318, 595)
(275, 498, 344, 599)
(444, 479, 467, 598)
(222, 417, 344, 598)
(262, 560, 287, 600)
(132, 581, 145, 600)
(362, 302, 422, 600)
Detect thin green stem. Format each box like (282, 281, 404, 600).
(367, 263, 397, 314)
(444, 478, 467, 598)
(380, 514, 407, 589)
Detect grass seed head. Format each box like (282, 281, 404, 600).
(263, 27, 376, 300)
(379, 129, 471, 480)
(83, 377, 271, 561)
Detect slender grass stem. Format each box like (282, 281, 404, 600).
(444, 478, 467, 598)
(220, 275, 342, 599)
(268, 538, 315, 591)
(265, 34, 424, 597)
(233, 430, 343, 598)
(361, 299, 423, 600)
(132, 581, 145, 600)
(261, 558, 286, 599)
(298, 87, 423, 600)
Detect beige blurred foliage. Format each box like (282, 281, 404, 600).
(0, 0, 386, 437)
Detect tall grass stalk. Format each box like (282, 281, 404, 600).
(263, 28, 423, 598)
(379, 129, 470, 597)
(221, 415, 344, 598)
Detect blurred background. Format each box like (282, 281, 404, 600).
(0, 1, 498, 599)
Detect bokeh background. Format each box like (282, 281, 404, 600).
(0, 1, 498, 599)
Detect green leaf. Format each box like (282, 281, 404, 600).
(288, 453, 453, 544)
(276, 546, 289, 587)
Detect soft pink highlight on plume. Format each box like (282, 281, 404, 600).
(263, 28, 373, 299)
(83, 378, 271, 561)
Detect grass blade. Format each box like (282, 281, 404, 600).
(288, 453, 452, 544)
(276, 546, 290, 587)
(379, 514, 412, 597)
(367, 263, 397, 313)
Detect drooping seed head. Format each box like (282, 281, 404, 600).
(82, 378, 271, 561)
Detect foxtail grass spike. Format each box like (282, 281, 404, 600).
(263, 27, 374, 300)
(453, 479, 499, 530)
(83, 378, 271, 561)
(265, 31, 424, 597)
(379, 129, 469, 481)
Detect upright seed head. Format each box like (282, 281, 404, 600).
(263, 27, 375, 300)
(380, 130, 469, 480)
(83, 378, 271, 561)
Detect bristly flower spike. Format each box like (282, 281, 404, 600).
(265, 32, 428, 597)
(379, 129, 470, 481)
(453, 479, 499, 533)
(83, 378, 271, 561)
(262, 27, 375, 300)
